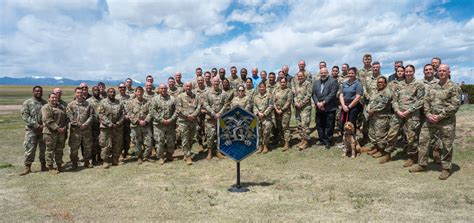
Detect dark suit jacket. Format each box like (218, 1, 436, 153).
(312, 77, 338, 112)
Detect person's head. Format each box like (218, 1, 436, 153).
(277, 70, 285, 80)
(195, 67, 203, 77)
(230, 66, 237, 76)
(372, 61, 381, 74)
(79, 82, 89, 92)
(145, 82, 153, 93)
(258, 82, 266, 94)
(184, 82, 193, 94)
(75, 87, 84, 102)
(297, 71, 305, 83)
(260, 70, 267, 81)
(205, 71, 211, 82)
(251, 67, 258, 77)
(107, 88, 116, 100)
(279, 77, 288, 89)
(394, 60, 403, 72)
(342, 63, 349, 74)
(32, 86, 43, 99)
(125, 78, 133, 88)
(135, 86, 144, 99)
(331, 66, 339, 78)
(298, 60, 306, 71)
(240, 68, 248, 78)
(98, 82, 106, 92)
(48, 93, 58, 105)
(431, 57, 441, 70)
(175, 72, 182, 83)
(319, 61, 327, 69)
(362, 54, 372, 66)
(53, 88, 62, 100)
(197, 76, 205, 87)
(237, 85, 245, 97)
(245, 78, 253, 89)
(348, 67, 357, 81)
(376, 76, 388, 90)
(118, 83, 126, 95)
(396, 66, 405, 80)
(405, 64, 415, 80)
(320, 67, 329, 80)
(146, 75, 154, 84)
(269, 72, 276, 84)
(212, 76, 221, 89)
(159, 84, 168, 96)
(438, 64, 450, 82)
(423, 64, 434, 79)
(222, 78, 230, 90)
(219, 68, 226, 79)
(282, 65, 289, 74)
(168, 77, 176, 88)
(211, 68, 218, 77)
(92, 86, 100, 97)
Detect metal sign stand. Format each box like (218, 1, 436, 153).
(228, 162, 249, 193)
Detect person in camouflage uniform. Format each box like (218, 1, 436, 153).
(361, 62, 382, 149)
(168, 77, 184, 98)
(98, 82, 107, 99)
(273, 78, 293, 151)
(386, 65, 424, 168)
(175, 72, 184, 90)
(292, 60, 312, 89)
(86, 86, 102, 165)
(357, 54, 373, 84)
(125, 78, 135, 95)
(266, 72, 278, 95)
(293, 71, 313, 150)
(117, 83, 131, 162)
(205, 71, 213, 88)
(364, 77, 393, 164)
(128, 86, 153, 164)
(253, 82, 274, 154)
(98, 88, 125, 168)
(231, 85, 252, 111)
(409, 64, 461, 180)
(229, 66, 242, 89)
(20, 86, 48, 175)
(245, 78, 255, 99)
(194, 76, 207, 152)
(143, 82, 156, 101)
(42, 92, 68, 174)
(66, 87, 94, 169)
(222, 78, 235, 103)
(150, 84, 177, 165)
(202, 77, 229, 160)
(176, 82, 201, 165)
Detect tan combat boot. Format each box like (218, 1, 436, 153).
(366, 147, 377, 155)
(216, 152, 226, 159)
(256, 145, 263, 154)
(409, 165, 425, 173)
(103, 162, 110, 169)
(40, 162, 47, 172)
(186, 156, 193, 165)
(262, 145, 269, 154)
(84, 160, 93, 168)
(48, 165, 58, 174)
(206, 149, 213, 160)
(372, 151, 383, 158)
(378, 152, 391, 164)
(137, 158, 143, 165)
(438, 169, 451, 180)
(403, 154, 417, 168)
(19, 164, 31, 176)
(282, 141, 289, 152)
(298, 139, 308, 151)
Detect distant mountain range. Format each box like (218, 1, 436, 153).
(0, 76, 143, 87)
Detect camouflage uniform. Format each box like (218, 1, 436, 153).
(176, 92, 201, 158)
(291, 71, 311, 89)
(293, 80, 313, 140)
(202, 88, 229, 152)
(143, 91, 155, 101)
(21, 97, 47, 165)
(150, 94, 177, 158)
(266, 82, 278, 95)
(42, 102, 68, 166)
(229, 76, 243, 89)
(66, 100, 94, 164)
(231, 95, 252, 111)
(357, 67, 373, 85)
(128, 97, 152, 159)
(142, 91, 156, 150)
(367, 87, 392, 150)
(117, 94, 131, 158)
(253, 92, 274, 146)
(86, 96, 101, 162)
(361, 74, 381, 144)
(418, 80, 461, 170)
(168, 86, 183, 98)
(273, 87, 293, 143)
(193, 85, 207, 148)
(385, 79, 424, 155)
(98, 98, 125, 163)
(245, 88, 255, 99)
(420, 78, 442, 156)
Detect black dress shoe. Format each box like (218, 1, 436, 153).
(325, 144, 331, 150)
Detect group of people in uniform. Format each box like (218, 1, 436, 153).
(19, 55, 461, 180)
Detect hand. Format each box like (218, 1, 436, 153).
(139, 120, 146, 126)
(57, 127, 65, 133)
(214, 113, 221, 119)
(368, 110, 374, 117)
(396, 110, 405, 118)
(342, 105, 349, 112)
(258, 112, 264, 119)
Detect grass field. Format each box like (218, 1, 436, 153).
(0, 87, 473, 221)
(0, 85, 77, 105)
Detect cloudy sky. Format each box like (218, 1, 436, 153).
(1, 0, 473, 83)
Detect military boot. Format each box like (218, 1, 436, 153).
(262, 145, 269, 154)
(216, 152, 226, 159)
(438, 169, 451, 180)
(158, 155, 166, 165)
(103, 162, 110, 169)
(378, 152, 391, 164)
(366, 147, 377, 155)
(403, 154, 417, 168)
(186, 156, 193, 165)
(297, 139, 304, 148)
(40, 162, 47, 172)
(282, 141, 289, 152)
(166, 153, 174, 163)
(19, 164, 31, 176)
(433, 149, 441, 164)
(372, 151, 383, 158)
(206, 149, 213, 160)
(137, 158, 143, 165)
(48, 165, 58, 174)
(409, 165, 425, 173)
(84, 160, 93, 168)
(57, 163, 63, 172)
(298, 139, 308, 151)
(256, 145, 263, 154)
(71, 161, 78, 170)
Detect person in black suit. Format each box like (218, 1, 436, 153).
(312, 67, 339, 149)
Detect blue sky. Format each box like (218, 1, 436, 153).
(1, 0, 473, 83)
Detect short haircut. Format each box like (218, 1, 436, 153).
(97, 82, 105, 87)
(32, 86, 42, 92)
(258, 82, 266, 87)
(395, 60, 403, 65)
(377, 76, 388, 84)
(432, 57, 441, 63)
(241, 68, 248, 73)
(332, 65, 339, 70)
(349, 67, 358, 74)
(75, 87, 83, 92)
(405, 64, 415, 73)
(269, 72, 276, 77)
(49, 93, 56, 98)
(246, 78, 253, 83)
(196, 67, 202, 71)
(135, 86, 144, 92)
(168, 77, 175, 81)
(363, 54, 372, 59)
(423, 64, 433, 70)
(372, 61, 380, 65)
